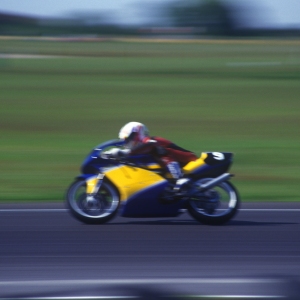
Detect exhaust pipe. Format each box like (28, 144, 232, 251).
(199, 173, 232, 191)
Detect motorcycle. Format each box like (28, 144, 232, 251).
(66, 139, 240, 225)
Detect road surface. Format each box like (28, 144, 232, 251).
(0, 201, 300, 299)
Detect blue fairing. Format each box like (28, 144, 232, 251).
(121, 181, 183, 218)
(190, 162, 231, 178)
(80, 139, 124, 174)
(80, 139, 162, 175)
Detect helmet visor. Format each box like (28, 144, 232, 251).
(123, 132, 137, 148)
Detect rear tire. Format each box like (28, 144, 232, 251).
(187, 179, 240, 225)
(66, 180, 120, 224)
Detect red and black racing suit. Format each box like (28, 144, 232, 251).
(129, 136, 197, 170)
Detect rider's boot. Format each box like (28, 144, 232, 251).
(166, 162, 190, 195)
(173, 178, 190, 194)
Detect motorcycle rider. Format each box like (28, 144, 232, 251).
(102, 121, 198, 192)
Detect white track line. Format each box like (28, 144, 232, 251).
(0, 279, 286, 299)
(241, 209, 300, 212)
(0, 209, 67, 212)
(0, 208, 300, 212)
(0, 278, 283, 286)
(0, 296, 284, 299)
(0, 297, 136, 300)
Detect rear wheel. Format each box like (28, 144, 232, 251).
(66, 180, 120, 224)
(187, 178, 240, 225)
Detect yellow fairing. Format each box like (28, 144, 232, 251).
(182, 153, 208, 174)
(86, 177, 98, 194)
(143, 163, 161, 170)
(104, 166, 165, 201)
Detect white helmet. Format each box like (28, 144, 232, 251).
(119, 122, 149, 148)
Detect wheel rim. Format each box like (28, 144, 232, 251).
(189, 179, 237, 217)
(69, 181, 119, 219)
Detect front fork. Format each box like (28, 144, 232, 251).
(86, 173, 105, 205)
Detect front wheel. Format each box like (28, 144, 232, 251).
(187, 179, 240, 225)
(66, 180, 120, 224)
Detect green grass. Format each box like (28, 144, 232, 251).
(0, 38, 300, 201)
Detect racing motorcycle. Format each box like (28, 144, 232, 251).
(66, 139, 240, 225)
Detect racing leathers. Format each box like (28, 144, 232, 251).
(122, 136, 197, 181)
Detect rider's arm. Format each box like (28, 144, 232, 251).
(130, 139, 157, 155)
(101, 148, 130, 159)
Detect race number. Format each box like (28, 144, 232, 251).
(212, 152, 225, 160)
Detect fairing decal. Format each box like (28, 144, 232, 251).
(183, 152, 232, 176)
(121, 180, 181, 218)
(86, 176, 98, 194)
(104, 165, 166, 202)
(182, 153, 208, 174)
(125, 179, 167, 202)
(143, 163, 161, 170)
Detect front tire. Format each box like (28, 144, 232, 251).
(66, 180, 120, 224)
(187, 179, 240, 225)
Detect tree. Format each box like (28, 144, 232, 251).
(168, 0, 236, 35)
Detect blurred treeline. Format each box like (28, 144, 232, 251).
(1, 0, 300, 38)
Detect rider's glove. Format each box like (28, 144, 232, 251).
(119, 149, 130, 157)
(101, 148, 130, 159)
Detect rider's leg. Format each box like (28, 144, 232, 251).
(166, 161, 190, 192)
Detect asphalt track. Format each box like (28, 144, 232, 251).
(0, 202, 300, 299)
